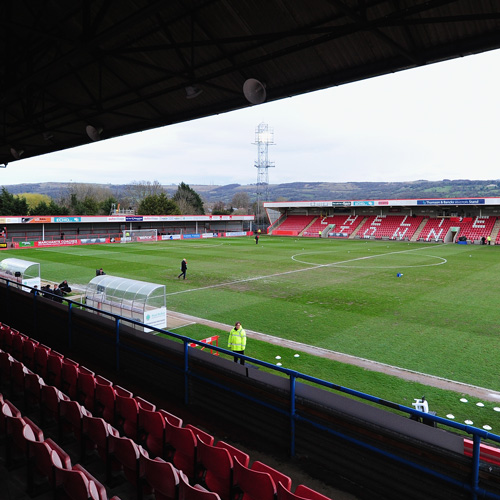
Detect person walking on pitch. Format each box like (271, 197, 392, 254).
(178, 258, 187, 279)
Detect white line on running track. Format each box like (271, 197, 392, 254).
(166, 245, 446, 296)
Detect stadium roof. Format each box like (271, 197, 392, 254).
(264, 197, 500, 209)
(1, 1, 500, 166)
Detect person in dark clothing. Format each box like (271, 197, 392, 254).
(59, 280, 72, 295)
(96, 267, 106, 276)
(52, 284, 63, 303)
(178, 258, 187, 280)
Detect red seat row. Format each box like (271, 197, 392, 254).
(1, 394, 121, 500)
(0, 322, 333, 500)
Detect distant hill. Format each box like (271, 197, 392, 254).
(4, 180, 500, 204)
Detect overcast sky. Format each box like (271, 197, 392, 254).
(3, 48, 500, 188)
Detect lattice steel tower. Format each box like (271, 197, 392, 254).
(254, 122, 275, 226)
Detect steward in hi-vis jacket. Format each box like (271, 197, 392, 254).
(228, 321, 247, 365)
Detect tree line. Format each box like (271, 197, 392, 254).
(0, 180, 258, 217)
(0, 181, 207, 216)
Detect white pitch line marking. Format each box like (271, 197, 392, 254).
(166, 245, 446, 296)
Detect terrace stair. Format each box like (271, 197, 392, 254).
(489, 218, 500, 243)
(349, 217, 367, 238)
(299, 217, 318, 236)
(411, 218, 429, 242)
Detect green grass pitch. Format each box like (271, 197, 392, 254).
(6, 236, 500, 432)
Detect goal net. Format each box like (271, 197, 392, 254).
(121, 229, 158, 243)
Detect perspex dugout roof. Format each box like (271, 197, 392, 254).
(86, 275, 166, 313)
(0, 258, 40, 279)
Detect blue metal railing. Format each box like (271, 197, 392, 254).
(5, 280, 500, 500)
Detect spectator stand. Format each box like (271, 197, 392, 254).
(85, 275, 167, 333)
(0, 258, 41, 292)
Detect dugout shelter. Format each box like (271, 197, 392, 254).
(0, 257, 41, 291)
(85, 274, 167, 332)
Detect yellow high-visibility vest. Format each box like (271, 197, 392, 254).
(228, 326, 247, 351)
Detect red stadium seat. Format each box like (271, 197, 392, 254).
(95, 375, 115, 424)
(108, 432, 144, 488)
(46, 350, 64, 388)
(10, 359, 29, 398)
(26, 435, 71, 496)
(59, 398, 86, 444)
(139, 446, 179, 500)
(82, 412, 119, 467)
(61, 357, 79, 399)
(2, 327, 19, 354)
(252, 460, 292, 491)
(161, 409, 183, 459)
(34, 343, 51, 379)
(186, 423, 214, 446)
(160, 409, 183, 429)
(74, 463, 109, 500)
(115, 386, 139, 439)
(0, 399, 22, 437)
(232, 456, 276, 500)
(196, 437, 233, 500)
(54, 461, 108, 500)
(41, 384, 69, 426)
(277, 481, 332, 500)
(0, 324, 12, 350)
(24, 371, 44, 410)
(178, 470, 222, 500)
(77, 365, 96, 411)
(5, 414, 43, 467)
(216, 441, 250, 467)
(11, 331, 27, 362)
(168, 422, 197, 480)
(139, 406, 166, 458)
(22, 337, 38, 371)
(137, 396, 156, 412)
(0, 350, 13, 389)
(115, 385, 133, 398)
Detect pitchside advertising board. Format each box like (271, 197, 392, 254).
(144, 307, 167, 333)
(14, 232, 252, 248)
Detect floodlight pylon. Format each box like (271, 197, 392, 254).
(253, 122, 275, 228)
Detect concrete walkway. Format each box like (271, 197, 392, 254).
(168, 311, 500, 403)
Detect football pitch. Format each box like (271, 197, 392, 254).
(5, 236, 500, 431)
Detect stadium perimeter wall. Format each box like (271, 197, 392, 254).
(1, 282, 499, 499)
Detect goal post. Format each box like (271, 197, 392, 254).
(122, 228, 158, 243)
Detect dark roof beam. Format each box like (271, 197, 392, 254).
(382, 13, 500, 27)
(63, 60, 103, 112)
(0, 0, 168, 97)
(96, 57, 165, 119)
(387, 0, 418, 53)
(325, 0, 422, 65)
